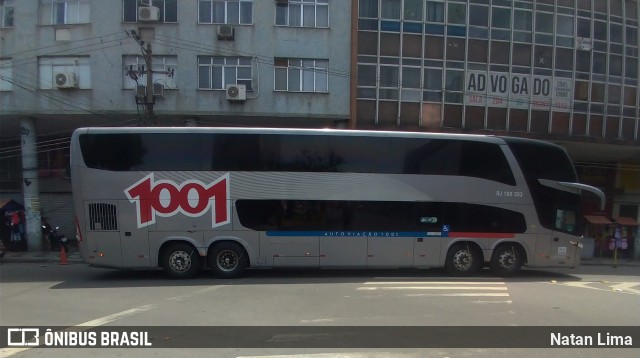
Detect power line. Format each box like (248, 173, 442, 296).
(0, 33, 132, 70)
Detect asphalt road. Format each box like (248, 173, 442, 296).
(1, 262, 639, 357)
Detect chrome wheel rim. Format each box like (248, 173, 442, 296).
(497, 250, 516, 269)
(452, 249, 473, 271)
(169, 251, 192, 272)
(217, 250, 239, 272)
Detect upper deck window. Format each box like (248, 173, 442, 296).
(79, 133, 516, 185)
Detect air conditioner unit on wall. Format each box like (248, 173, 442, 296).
(575, 37, 592, 51)
(55, 72, 78, 89)
(217, 25, 234, 40)
(136, 84, 164, 97)
(226, 84, 246, 101)
(138, 6, 160, 22)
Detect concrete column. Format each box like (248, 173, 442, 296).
(20, 117, 42, 252)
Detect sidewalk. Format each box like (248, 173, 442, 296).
(580, 257, 640, 267)
(1, 249, 83, 263)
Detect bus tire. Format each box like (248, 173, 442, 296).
(209, 242, 248, 278)
(445, 243, 482, 276)
(490, 245, 522, 276)
(162, 243, 200, 279)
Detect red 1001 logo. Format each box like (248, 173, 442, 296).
(125, 173, 230, 228)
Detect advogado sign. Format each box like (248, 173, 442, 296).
(465, 71, 572, 112)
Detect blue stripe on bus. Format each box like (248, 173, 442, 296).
(265, 231, 447, 238)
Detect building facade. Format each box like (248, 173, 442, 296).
(353, 0, 640, 258)
(0, 0, 351, 239)
(0, 0, 639, 257)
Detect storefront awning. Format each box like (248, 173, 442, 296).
(584, 215, 612, 225)
(613, 217, 639, 226)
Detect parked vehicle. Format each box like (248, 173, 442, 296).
(42, 218, 69, 253)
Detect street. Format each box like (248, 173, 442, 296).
(1, 262, 639, 357)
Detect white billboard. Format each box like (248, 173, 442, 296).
(465, 71, 572, 112)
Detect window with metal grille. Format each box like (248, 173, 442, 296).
(88, 203, 118, 231)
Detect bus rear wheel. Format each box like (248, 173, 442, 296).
(208, 242, 248, 278)
(162, 243, 200, 279)
(445, 243, 482, 276)
(490, 245, 522, 276)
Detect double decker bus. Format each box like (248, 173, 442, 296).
(70, 127, 604, 278)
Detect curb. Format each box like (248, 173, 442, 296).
(1, 252, 83, 264)
(1, 254, 638, 267)
(580, 260, 640, 267)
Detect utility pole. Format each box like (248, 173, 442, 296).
(127, 30, 156, 126)
(145, 42, 154, 125)
(20, 117, 42, 252)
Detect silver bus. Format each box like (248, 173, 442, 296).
(70, 127, 604, 278)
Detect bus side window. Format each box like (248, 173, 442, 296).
(555, 209, 576, 233)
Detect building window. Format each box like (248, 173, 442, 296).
(594, 21, 607, 41)
(492, 7, 511, 29)
(38, 56, 91, 89)
(40, 0, 90, 25)
(276, 0, 328, 28)
(447, 2, 465, 25)
(402, 66, 421, 89)
(357, 64, 377, 88)
(556, 14, 574, 36)
(469, 5, 488, 27)
(274, 58, 328, 93)
(123, 0, 177, 23)
(198, 57, 252, 90)
(535, 12, 553, 34)
(425, 1, 444, 23)
(577, 18, 590, 38)
(444, 69, 463, 103)
(609, 55, 623, 77)
(123, 55, 177, 90)
(626, 56, 638, 79)
(0, 58, 12, 91)
(381, 0, 400, 20)
(199, 0, 252, 24)
(423, 68, 442, 102)
(404, 0, 423, 21)
(512, 43, 531, 66)
(359, 0, 377, 18)
(513, 9, 532, 31)
(534, 45, 552, 69)
(592, 52, 607, 74)
(626, 26, 638, 46)
(1, 0, 13, 28)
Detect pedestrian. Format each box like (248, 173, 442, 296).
(9, 211, 22, 242)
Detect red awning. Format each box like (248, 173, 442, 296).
(584, 215, 612, 225)
(613, 217, 639, 226)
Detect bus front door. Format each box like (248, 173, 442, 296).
(550, 231, 580, 267)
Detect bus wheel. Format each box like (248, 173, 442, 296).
(490, 245, 522, 276)
(162, 243, 200, 279)
(209, 242, 248, 278)
(445, 243, 481, 276)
